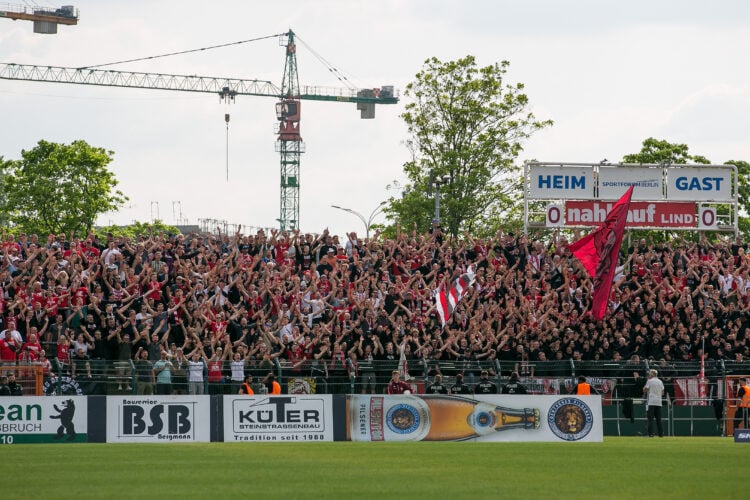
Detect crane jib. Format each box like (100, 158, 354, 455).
(0, 52, 398, 232)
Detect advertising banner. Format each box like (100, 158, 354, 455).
(564, 201, 697, 228)
(598, 166, 663, 200)
(0, 396, 87, 444)
(106, 396, 210, 443)
(542, 377, 618, 405)
(698, 207, 718, 229)
(673, 377, 709, 406)
(286, 377, 319, 394)
(666, 166, 733, 202)
(224, 395, 334, 442)
(528, 165, 594, 199)
(345, 394, 602, 442)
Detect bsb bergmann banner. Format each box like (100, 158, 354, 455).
(106, 396, 210, 443)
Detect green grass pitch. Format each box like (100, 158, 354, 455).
(6, 437, 745, 499)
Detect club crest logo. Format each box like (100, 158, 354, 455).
(386, 403, 420, 435)
(547, 398, 593, 441)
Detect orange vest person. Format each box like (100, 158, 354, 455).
(735, 378, 750, 429)
(265, 372, 282, 394)
(575, 376, 591, 395)
(740, 379, 750, 408)
(239, 374, 254, 395)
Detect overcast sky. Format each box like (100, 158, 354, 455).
(1, 0, 749, 238)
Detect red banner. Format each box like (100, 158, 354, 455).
(565, 201, 698, 228)
(673, 377, 708, 406)
(527, 376, 618, 405)
(569, 186, 633, 320)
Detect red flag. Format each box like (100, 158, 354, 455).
(569, 186, 634, 320)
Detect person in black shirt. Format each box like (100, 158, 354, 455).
(501, 372, 528, 394)
(426, 374, 449, 394)
(474, 370, 497, 394)
(7, 372, 23, 396)
(450, 373, 472, 395)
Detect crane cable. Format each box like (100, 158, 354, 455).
(78, 32, 286, 70)
(294, 34, 358, 90)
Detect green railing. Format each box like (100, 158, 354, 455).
(6, 357, 747, 436)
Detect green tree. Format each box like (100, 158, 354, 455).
(622, 138, 749, 239)
(0, 161, 8, 228)
(93, 220, 181, 241)
(725, 160, 750, 237)
(622, 137, 710, 165)
(387, 56, 552, 239)
(0, 140, 128, 235)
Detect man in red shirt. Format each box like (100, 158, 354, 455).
(21, 331, 43, 363)
(0, 330, 18, 363)
(387, 370, 412, 395)
(81, 239, 100, 261)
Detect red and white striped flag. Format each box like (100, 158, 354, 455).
(435, 267, 476, 328)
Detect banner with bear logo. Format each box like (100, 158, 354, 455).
(0, 396, 87, 443)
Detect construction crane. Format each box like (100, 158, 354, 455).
(0, 30, 398, 230)
(0, 3, 78, 34)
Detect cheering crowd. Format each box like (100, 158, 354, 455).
(0, 222, 748, 395)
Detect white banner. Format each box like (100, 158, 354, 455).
(0, 396, 87, 444)
(598, 166, 663, 200)
(346, 394, 602, 442)
(546, 204, 563, 227)
(224, 395, 333, 442)
(528, 165, 594, 199)
(667, 166, 733, 201)
(698, 207, 718, 229)
(106, 396, 210, 443)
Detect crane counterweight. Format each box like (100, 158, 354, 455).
(0, 3, 78, 33)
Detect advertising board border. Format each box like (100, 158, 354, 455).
(523, 161, 738, 234)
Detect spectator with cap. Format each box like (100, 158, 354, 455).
(501, 372, 528, 394)
(426, 373, 449, 394)
(450, 373, 472, 395)
(474, 369, 498, 394)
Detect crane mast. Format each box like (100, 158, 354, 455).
(276, 30, 303, 231)
(0, 29, 398, 231)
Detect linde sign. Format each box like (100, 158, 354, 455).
(562, 201, 698, 228)
(107, 396, 210, 443)
(528, 166, 594, 199)
(224, 395, 333, 442)
(667, 167, 732, 202)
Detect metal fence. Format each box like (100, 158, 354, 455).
(4, 358, 747, 437)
